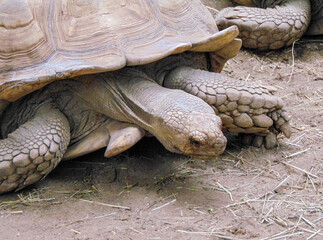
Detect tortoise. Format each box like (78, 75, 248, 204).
(202, 0, 323, 50)
(0, 0, 291, 194)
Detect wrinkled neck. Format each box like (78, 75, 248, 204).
(140, 52, 209, 86)
(70, 69, 169, 136)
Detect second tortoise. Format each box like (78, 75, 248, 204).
(203, 0, 322, 50)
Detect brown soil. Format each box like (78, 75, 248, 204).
(1, 39, 322, 240)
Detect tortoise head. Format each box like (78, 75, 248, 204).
(155, 94, 227, 157)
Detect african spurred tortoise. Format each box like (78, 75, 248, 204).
(203, 0, 322, 50)
(0, 0, 291, 194)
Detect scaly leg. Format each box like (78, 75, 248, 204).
(215, 0, 311, 50)
(164, 66, 291, 148)
(0, 103, 70, 194)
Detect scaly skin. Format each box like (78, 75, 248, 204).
(215, 0, 311, 50)
(0, 53, 292, 194)
(0, 67, 227, 194)
(231, 0, 323, 35)
(164, 66, 291, 147)
(72, 69, 227, 157)
(0, 103, 70, 193)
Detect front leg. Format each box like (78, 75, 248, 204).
(164, 66, 291, 148)
(0, 103, 70, 194)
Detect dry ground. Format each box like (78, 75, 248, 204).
(0, 39, 322, 240)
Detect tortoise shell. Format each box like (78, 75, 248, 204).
(0, 0, 238, 102)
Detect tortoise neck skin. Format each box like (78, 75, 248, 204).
(70, 68, 226, 157)
(140, 52, 210, 86)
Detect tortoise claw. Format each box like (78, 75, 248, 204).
(265, 132, 278, 149)
(252, 135, 264, 148)
(280, 122, 292, 138)
(241, 132, 278, 149)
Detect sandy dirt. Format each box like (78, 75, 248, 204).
(0, 38, 322, 240)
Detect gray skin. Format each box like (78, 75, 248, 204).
(214, 0, 322, 50)
(0, 52, 291, 194)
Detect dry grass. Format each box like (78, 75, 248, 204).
(0, 41, 322, 240)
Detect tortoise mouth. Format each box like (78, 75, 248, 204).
(170, 137, 227, 157)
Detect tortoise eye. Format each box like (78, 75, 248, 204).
(190, 138, 201, 147)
